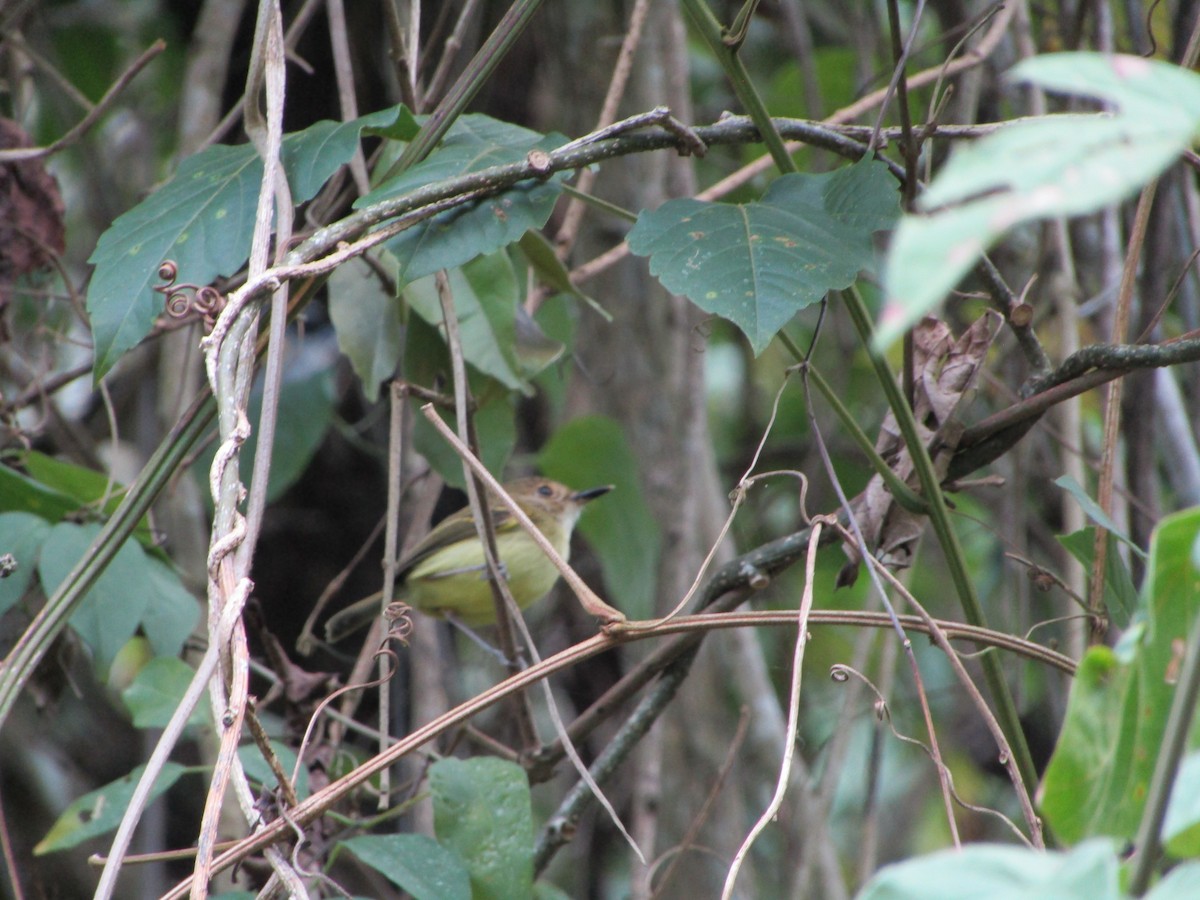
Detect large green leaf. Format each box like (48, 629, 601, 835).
(0, 512, 51, 615)
(1041, 507, 1200, 843)
(880, 53, 1200, 348)
(539, 416, 661, 620)
(404, 251, 526, 392)
(12, 450, 155, 545)
(328, 253, 404, 401)
(340, 834, 472, 900)
(1036, 646, 1138, 841)
(0, 463, 79, 522)
(403, 314, 517, 490)
(628, 158, 899, 354)
(361, 115, 567, 287)
(37, 522, 199, 672)
(857, 839, 1121, 900)
(86, 106, 416, 379)
(121, 657, 210, 730)
(35, 763, 189, 854)
(1058, 528, 1138, 629)
(430, 757, 533, 900)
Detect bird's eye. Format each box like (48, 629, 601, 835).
(537, 484, 553, 497)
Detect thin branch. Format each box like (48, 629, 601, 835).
(434, 269, 539, 748)
(868, 561, 1043, 846)
(554, 0, 654, 255)
(721, 519, 827, 899)
(159, 595, 1074, 896)
(646, 709, 751, 898)
(325, 0, 369, 193)
(1091, 182, 1158, 629)
(951, 336, 1200, 480)
(0, 40, 166, 162)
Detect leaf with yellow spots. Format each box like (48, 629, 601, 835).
(85, 105, 417, 380)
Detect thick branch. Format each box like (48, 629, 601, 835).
(949, 336, 1200, 481)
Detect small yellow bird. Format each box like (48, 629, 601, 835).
(324, 477, 611, 642)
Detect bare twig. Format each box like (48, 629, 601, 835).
(325, 0, 370, 194)
(648, 708, 751, 898)
(867, 562, 1043, 846)
(434, 269, 538, 748)
(0, 40, 166, 162)
(1090, 182, 1158, 632)
(424, 0, 485, 104)
(553, 0, 654, 256)
(721, 518, 827, 899)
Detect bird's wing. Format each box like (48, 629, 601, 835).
(396, 502, 517, 580)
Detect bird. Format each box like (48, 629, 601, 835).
(324, 477, 611, 642)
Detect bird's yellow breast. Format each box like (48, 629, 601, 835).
(403, 522, 570, 626)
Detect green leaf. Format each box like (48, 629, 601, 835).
(430, 756, 533, 900)
(86, 145, 259, 379)
(511, 305, 566, 380)
(1056, 474, 1148, 559)
(282, 107, 419, 199)
(35, 762, 188, 854)
(412, 389, 516, 492)
(0, 461, 95, 523)
(405, 251, 527, 392)
(37, 522, 199, 672)
(328, 253, 404, 401)
(40, 522, 148, 671)
(880, 53, 1200, 348)
(1058, 528, 1138, 629)
(22, 451, 122, 505)
(361, 115, 567, 286)
(517, 230, 610, 322)
(136, 555, 204, 657)
(0, 512, 51, 615)
(1164, 752, 1200, 857)
(517, 230, 577, 296)
(122, 657, 210, 730)
(245, 363, 337, 503)
(529, 293, 579, 414)
(1041, 508, 1200, 843)
(238, 740, 309, 801)
(857, 839, 1121, 899)
(86, 106, 414, 379)
(1011, 51, 1200, 121)
(539, 416, 661, 620)
(4, 451, 155, 545)
(340, 834, 472, 900)
(1037, 646, 1137, 841)
(1148, 861, 1200, 899)
(628, 158, 899, 354)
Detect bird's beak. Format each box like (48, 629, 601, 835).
(571, 484, 614, 503)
